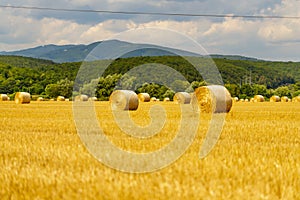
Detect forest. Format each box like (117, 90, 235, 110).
(0, 55, 299, 100)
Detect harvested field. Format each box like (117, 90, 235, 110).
(0, 101, 299, 199)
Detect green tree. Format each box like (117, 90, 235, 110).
(240, 84, 253, 99)
(163, 89, 175, 99)
(96, 74, 122, 100)
(186, 81, 207, 93)
(45, 78, 74, 98)
(225, 83, 240, 97)
(252, 84, 267, 96)
(57, 78, 74, 98)
(80, 78, 99, 97)
(45, 84, 60, 98)
(293, 90, 300, 97)
(136, 83, 169, 100)
(169, 80, 190, 92)
(116, 74, 137, 90)
(274, 86, 291, 98)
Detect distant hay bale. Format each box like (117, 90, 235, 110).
(173, 92, 191, 104)
(281, 96, 289, 102)
(245, 99, 249, 102)
(240, 99, 245, 102)
(15, 92, 31, 104)
(109, 90, 139, 111)
(138, 93, 150, 102)
(191, 85, 232, 113)
(50, 98, 55, 101)
(0, 94, 9, 101)
(270, 95, 280, 102)
(250, 98, 254, 102)
(37, 97, 44, 101)
(254, 95, 265, 102)
(292, 96, 300, 102)
(75, 94, 88, 101)
(288, 98, 291, 102)
(57, 96, 65, 101)
(163, 97, 170, 102)
(150, 97, 157, 102)
(65, 99, 70, 102)
(233, 97, 239, 102)
(88, 97, 97, 101)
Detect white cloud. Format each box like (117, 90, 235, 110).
(258, 23, 295, 42)
(38, 18, 89, 44)
(79, 20, 124, 43)
(256, 0, 300, 44)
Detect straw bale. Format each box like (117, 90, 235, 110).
(109, 90, 139, 111)
(0, 94, 9, 101)
(270, 95, 280, 102)
(15, 92, 31, 104)
(173, 92, 191, 104)
(281, 96, 289, 102)
(254, 95, 265, 102)
(191, 85, 232, 113)
(57, 96, 65, 101)
(138, 93, 150, 102)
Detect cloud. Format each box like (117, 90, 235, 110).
(80, 20, 131, 43)
(258, 23, 295, 42)
(257, 0, 300, 44)
(0, 0, 300, 61)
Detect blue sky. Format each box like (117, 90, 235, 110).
(1, 0, 300, 61)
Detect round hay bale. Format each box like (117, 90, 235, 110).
(109, 90, 139, 111)
(270, 95, 280, 102)
(173, 92, 191, 104)
(75, 94, 88, 101)
(137, 93, 150, 102)
(37, 97, 44, 101)
(254, 95, 265, 102)
(163, 97, 170, 102)
(65, 99, 70, 102)
(288, 98, 291, 102)
(281, 96, 289, 102)
(240, 99, 245, 102)
(0, 94, 9, 101)
(250, 98, 254, 102)
(15, 92, 31, 104)
(245, 99, 249, 102)
(192, 85, 232, 113)
(88, 97, 97, 101)
(150, 97, 157, 102)
(57, 96, 65, 101)
(232, 97, 239, 102)
(292, 96, 300, 102)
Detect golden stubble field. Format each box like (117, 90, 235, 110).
(0, 101, 299, 199)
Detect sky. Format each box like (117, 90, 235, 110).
(0, 0, 300, 61)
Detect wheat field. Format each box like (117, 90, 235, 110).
(0, 101, 299, 199)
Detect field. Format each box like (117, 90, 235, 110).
(0, 101, 299, 199)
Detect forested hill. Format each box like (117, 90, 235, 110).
(0, 55, 299, 96)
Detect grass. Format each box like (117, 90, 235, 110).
(0, 101, 299, 199)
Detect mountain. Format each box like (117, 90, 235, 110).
(209, 54, 261, 61)
(0, 42, 100, 63)
(0, 40, 259, 63)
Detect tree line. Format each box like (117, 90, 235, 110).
(0, 55, 299, 100)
